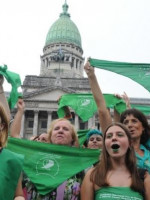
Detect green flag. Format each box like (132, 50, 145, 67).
(57, 93, 126, 121)
(7, 137, 100, 195)
(89, 58, 150, 93)
(0, 65, 22, 109)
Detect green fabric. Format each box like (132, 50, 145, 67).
(104, 94, 126, 113)
(0, 65, 22, 109)
(0, 148, 24, 200)
(131, 104, 150, 115)
(77, 129, 89, 146)
(7, 137, 100, 195)
(89, 58, 150, 94)
(95, 187, 143, 200)
(57, 93, 126, 122)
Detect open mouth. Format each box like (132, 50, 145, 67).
(111, 144, 120, 152)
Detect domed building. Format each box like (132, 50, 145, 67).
(21, 1, 96, 139)
(40, 2, 84, 79)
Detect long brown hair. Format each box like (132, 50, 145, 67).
(0, 103, 9, 147)
(47, 118, 79, 147)
(90, 122, 144, 195)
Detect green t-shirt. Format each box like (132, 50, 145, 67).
(95, 187, 143, 200)
(0, 148, 24, 200)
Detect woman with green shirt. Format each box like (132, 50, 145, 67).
(81, 122, 150, 200)
(0, 103, 24, 200)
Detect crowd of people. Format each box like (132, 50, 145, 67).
(0, 59, 150, 200)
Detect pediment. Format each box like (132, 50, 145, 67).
(23, 86, 75, 101)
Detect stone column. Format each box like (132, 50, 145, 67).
(47, 111, 52, 132)
(33, 110, 39, 136)
(20, 114, 25, 138)
(75, 114, 79, 130)
(88, 115, 95, 129)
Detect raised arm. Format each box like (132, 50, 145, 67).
(14, 174, 25, 200)
(10, 98, 25, 138)
(81, 169, 94, 200)
(84, 61, 112, 133)
(0, 75, 11, 121)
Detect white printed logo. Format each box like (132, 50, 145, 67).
(42, 160, 54, 170)
(80, 99, 91, 106)
(35, 153, 60, 178)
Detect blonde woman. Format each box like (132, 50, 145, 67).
(23, 118, 84, 200)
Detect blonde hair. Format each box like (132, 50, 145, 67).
(0, 103, 9, 147)
(48, 118, 79, 147)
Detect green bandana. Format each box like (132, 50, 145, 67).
(77, 129, 89, 146)
(131, 104, 150, 115)
(89, 58, 150, 94)
(7, 137, 100, 195)
(0, 65, 22, 109)
(57, 93, 126, 121)
(89, 58, 150, 115)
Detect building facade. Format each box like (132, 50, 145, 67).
(16, 1, 150, 139)
(20, 2, 97, 139)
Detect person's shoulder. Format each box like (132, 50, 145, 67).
(84, 167, 95, 179)
(3, 148, 16, 156)
(3, 148, 24, 164)
(140, 144, 150, 152)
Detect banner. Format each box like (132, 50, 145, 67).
(89, 58, 150, 93)
(7, 137, 100, 195)
(57, 93, 126, 121)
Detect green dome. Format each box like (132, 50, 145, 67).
(45, 2, 82, 48)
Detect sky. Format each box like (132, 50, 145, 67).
(1, 0, 150, 98)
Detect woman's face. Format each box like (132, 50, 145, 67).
(87, 134, 103, 149)
(122, 114, 144, 140)
(50, 120, 73, 146)
(34, 133, 49, 143)
(105, 125, 129, 159)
